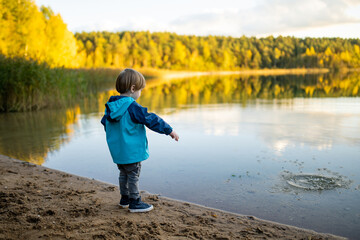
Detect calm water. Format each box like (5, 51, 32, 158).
(0, 73, 360, 239)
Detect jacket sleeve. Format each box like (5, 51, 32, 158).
(127, 102, 173, 135)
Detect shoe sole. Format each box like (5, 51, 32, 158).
(129, 205, 154, 213)
(119, 204, 129, 208)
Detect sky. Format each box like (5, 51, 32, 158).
(35, 0, 360, 38)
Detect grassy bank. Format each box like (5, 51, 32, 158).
(0, 55, 118, 112)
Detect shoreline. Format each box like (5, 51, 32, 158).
(0, 155, 346, 239)
(153, 68, 331, 80)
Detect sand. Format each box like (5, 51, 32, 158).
(0, 155, 346, 240)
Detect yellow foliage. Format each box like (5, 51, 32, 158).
(274, 48, 282, 59)
(305, 47, 316, 56)
(246, 86, 252, 96)
(324, 47, 332, 56)
(27, 152, 48, 165)
(352, 85, 359, 95)
(202, 41, 211, 60)
(176, 86, 188, 105)
(354, 45, 360, 55)
(222, 78, 233, 96)
(172, 41, 187, 65)
(273, 84, 281, 96)
(305, 86, 315, 96)
(222, 50, 234, 69)
(203, 88, 212, 104)
(0, 0, 78, 67)
(246, 50, 253, 60)
(340, 51, 351, 63)
(339, 79, 350, 89)
(45, 14, 78, 67)
(65, 106, 81, 135)
(323, 86, 332, 94)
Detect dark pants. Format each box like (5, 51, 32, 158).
(117, 162, 141, 199)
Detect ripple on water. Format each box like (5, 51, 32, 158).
(281, 172, 352, 191)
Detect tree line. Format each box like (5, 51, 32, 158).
(75, 32, 360, 70)
(1, 0, 360, 70)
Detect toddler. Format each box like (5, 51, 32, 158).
(101, 68, 179, 213)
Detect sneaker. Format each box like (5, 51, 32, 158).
(119, 195, 130, 208)
(129, 197, 154, 213)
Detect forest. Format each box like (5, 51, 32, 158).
(75, 32, 360, 70)
(1, 0, 360, 71)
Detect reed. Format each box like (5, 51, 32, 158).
(0, 55, 118, 112)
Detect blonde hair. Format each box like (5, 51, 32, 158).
(115, 68, 146, 94)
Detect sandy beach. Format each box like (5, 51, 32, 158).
(0, 155, 345, 240)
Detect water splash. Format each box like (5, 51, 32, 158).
(281, 171, 352, 191)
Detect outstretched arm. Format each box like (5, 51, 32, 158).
(128, 102, 175, 136)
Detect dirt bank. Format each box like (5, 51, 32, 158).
(0, 155, 345, 239)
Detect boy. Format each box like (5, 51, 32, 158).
(101, 68, 179, 213)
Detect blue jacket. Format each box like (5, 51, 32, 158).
(101, 96, 172, 164)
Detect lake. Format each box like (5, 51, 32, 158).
(0, 72, 359, 239)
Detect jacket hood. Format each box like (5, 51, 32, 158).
(106, 96, 134, 121)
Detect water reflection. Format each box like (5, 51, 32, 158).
(140, 72, 360, 111)
(0, 106, 81, 165)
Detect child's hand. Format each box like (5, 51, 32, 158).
(169, 131, 179, 141)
